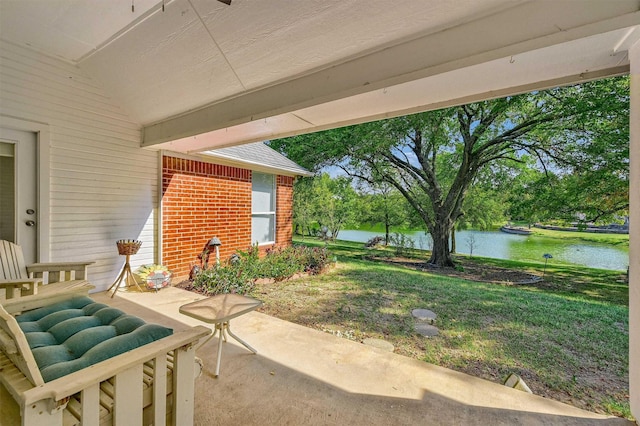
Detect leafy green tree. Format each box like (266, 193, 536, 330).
(292, 177, 317, 238)
(302, 173, 360, 240)
(457, 162, 513, 231)
(270, 77, 629, 266)
(360, 183, 410, 244)
(509, 167, 629, 226)
(507, 79, 629, 226)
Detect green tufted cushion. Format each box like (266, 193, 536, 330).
(16, 296, 173, 382)
(48, 316, 102, 343)
(40, 324, 174, 381)
(111, 315, 147, 334)
(16, 296, 104, 320)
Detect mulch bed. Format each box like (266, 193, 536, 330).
(367, 255, 541, 285)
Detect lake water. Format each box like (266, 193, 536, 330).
(337, 229, 629, 271)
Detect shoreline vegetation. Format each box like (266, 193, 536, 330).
(342, 224, 630, 250)
(254, 237, 631, 419)
(533, 223, 628, 235)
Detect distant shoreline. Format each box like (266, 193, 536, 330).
(533, 224, 628, 235)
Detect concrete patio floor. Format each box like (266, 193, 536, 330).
(89, 287, 632, 426)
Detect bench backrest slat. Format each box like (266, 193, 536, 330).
(0, 240, 28, 281)
(0, 303, 44, 386)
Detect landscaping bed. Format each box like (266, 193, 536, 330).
(368, 255, 541, 284)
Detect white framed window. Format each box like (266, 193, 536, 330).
(251, 172, 275, 245)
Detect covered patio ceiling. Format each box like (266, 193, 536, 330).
(1, 0, 639, 153)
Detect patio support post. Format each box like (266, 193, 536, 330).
(629, 39, 640, 422)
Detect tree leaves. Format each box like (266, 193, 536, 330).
(270, 76, 629, 265)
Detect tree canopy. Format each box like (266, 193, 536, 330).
(293, 173, 360, 240)
(270, 76, 629, 266)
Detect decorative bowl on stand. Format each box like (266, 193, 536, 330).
(146, 271, 172, 291)
(136, 264, 172, 292)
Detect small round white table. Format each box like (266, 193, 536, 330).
(179, 293, 262, 377)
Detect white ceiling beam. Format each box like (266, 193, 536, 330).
(149, 65, 630, 153)
(143, 1, 640, 147)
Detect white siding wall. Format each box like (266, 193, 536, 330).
(0, 40, 158, 290)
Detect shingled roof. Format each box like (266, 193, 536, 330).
(202, 142, 313, 177)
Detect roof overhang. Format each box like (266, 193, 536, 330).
(164, 150, 313, 178)
(2, 1, 639, 153)
(142, 1, 640, 153)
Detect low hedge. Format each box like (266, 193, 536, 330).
(192, 244, 332, 295)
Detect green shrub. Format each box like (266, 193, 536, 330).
(260, 246, 304, 281)
(232, 244, 262, 277)
(192, 264, 255, 295)
(298, 245, 331, 275)
(389, 232, 415, 257)
(191, 244, 333, 295)
(260, 245, 331, 280)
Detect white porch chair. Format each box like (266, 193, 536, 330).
(0, 240, 94, 299)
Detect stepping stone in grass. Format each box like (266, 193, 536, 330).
(412, 308, 437, 324)
(415, 323, 439, 337)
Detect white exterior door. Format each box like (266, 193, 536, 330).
(0, 128, 38, 263)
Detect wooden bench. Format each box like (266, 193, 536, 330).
(0, 291, 210, 426)
(0, 240, 94, 299)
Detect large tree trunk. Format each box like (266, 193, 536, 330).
(384, 213, 390, 246)
(451, 227, 456, 253)
(429, 220, 455, 267)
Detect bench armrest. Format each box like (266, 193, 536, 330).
(27, 262, 94, 273)
(0, 278, 42, 286)
(0, 279, 42, 299)
(27, 262, 94, 282)
(20, 326, 211, 405)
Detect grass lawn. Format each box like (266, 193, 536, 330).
(529, 227, 629, 248)
(255, 238, 631, 419)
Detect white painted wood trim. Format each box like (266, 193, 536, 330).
(172, 344, 196, 426)
(0, 116, 51, 262)
(153, 355, 168, 426)
(114, 364, 143, 426)
(80, 383, 100, 425)
(158, 150, 164, 265)
(628, 39, 640, 423)
(21, 399, 63, 426)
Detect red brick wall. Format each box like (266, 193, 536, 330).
(162, 156, 294, 280)
(276, 175, 294, 246)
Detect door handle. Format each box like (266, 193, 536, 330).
(25, 220, 36, 227)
